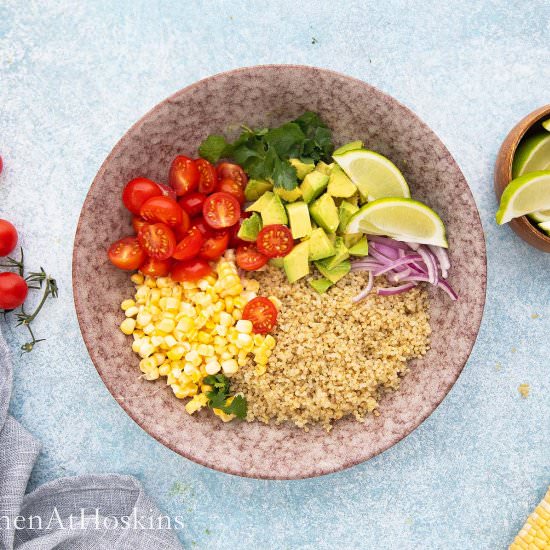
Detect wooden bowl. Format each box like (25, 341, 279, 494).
(494, 104, 550, 252)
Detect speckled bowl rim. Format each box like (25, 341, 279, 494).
(73, 65, 487, 479)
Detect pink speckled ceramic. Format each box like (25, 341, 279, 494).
(73, 65, 486, 479)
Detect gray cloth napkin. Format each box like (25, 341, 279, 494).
(0, 328, 183, 549)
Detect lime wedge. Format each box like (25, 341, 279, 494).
(542, 118, 550, 132)
(333, 149, 410, 201)
(345, 197, 448, 247)
(333, 140, 363, 155)
(496, 171, 550, 224)
(539, 220, 550, 234)
(512, 133, 550, 177)
(528, 209, 550, 223)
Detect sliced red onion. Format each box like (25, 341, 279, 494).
(429, 245, 450, 278)
(367, 236, 411, 250)
(417, 246, 438, 285)
(377, 282, 416, 296)
(437, 279, 458, 300)
(370, 241, 399, 259)
(372, 254, 422, 276)
(352, 271, 373, 302)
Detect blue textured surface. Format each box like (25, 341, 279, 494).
(1, 1, 549, 548)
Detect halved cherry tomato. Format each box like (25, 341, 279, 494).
(195, 159, 218, 194)
(228, 219, 247, 248)
(178, 192, 207, 217)
(132, 217, 150, 234)
(242, 296, 278, 334)
(199, 231, 229, 260)
(256, 224, 294, 258)
(203, 192, 240, 229)
(108, 237, 147, 270)
(0, 219, 18, 257)
(236, 245, 268, 271)
(137, 223, 176, 260)
(171, 258, 213, 282)
(122, 178, 162, 215)
(216, 162, 248, 188)
(172, 227, 205, 261)
(217, 178, 245, 204)
(190, 217, 214, 238)
(156, 182, 177, 201)
(139, 257, 172, 278)
(172, 209, 191, 241)
(140, 196, 182, 227)
(0, 272, 28, 310)
(169, 155, 200, 196)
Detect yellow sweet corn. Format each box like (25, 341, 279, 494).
(510, 487, 550, 549)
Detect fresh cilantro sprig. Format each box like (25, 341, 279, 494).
(203, 374, 247, 419)
(198, 111, 334, 191)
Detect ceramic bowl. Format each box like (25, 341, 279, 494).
(73, 65, 486, 479)
(494, 104, 550, 252)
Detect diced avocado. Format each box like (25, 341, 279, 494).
(289, 158, 315, 180)
(309, 278, 333, 294)
(246, 190, 275, 213)
(301, 171, 329, 203)
(343, 233, 362, 248)
(283, 241, 310, 283)
(349, 236, 369, 256)
(286, 201, 312, 239)
(245, 179, 273, 201)
(237, 212, 262, 242)
(315, 259, 351, 284)
(328, 165, 357, 198)
(333, 140, 364, 155)
(323, 237, 350, 270)
(309, 193, 339, 233)
(306, 227, 335, 261)
(269, 257, 284, 268)
(261, 193, 288, 225)
(275, 187, 302, 203)
(338, 200, 359, 233)
(315, 161, 334, 175)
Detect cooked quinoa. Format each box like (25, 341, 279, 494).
(232, 267, 431, 430)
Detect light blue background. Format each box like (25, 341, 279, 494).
(1, 1, 549, 548)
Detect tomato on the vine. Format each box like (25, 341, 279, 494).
(0, 219, 18, 257)
(137, 223, 176, 260)
(172, 227, 204, 261)
(178, 192, 207, 217)
(203, 192, 240, 229)
(256, 224, 294, 258)
(171, 258, 213, 282)
(216, 162, 248, 188)
(139, 257, 172, 278)
(122, 178, 162, 215)
(217, 178, 245, 204)
(140, 196, 183, 227)
(0, 272, 28, 310)
(236, 245, 268, 271)
(195, 159, 218, 194)
(242, 296, 278, 334)
(108, 237, 147, 270)
(169, 155, 200, 196)
(199, 231, 229, 260)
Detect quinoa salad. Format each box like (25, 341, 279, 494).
(110, 112, 455, 431)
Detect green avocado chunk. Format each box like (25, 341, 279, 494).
(286, 201, 312, 239)
(301, 171, 329, 203)
(306, 227, 335, 261)
(237, 212, 262, 242)
(333, 140, 364, 155)
(246, 190, 275, 213)
(245, 179, 273, 201)
(315, 259, 351, 284)
(261, 193, 288, 225)
(283, 240, 310, 283)
(343, 233, 362, 248)
(269, 257, 285, 268)
(275, 187, 302, 203)
(328, 165, 357, 198)
(309, 278, 333, 294)
(309, 193, 339, 233)
(314, 161, 334, 175)
(323, 237, 350, 270)
(289, 158, 315, 180)
(338, 200, 359, 233)
(348, 236, 369, 256)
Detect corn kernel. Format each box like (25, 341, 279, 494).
(268, 296, 282, 309)
(125, 306, 139, 318)
(198, 331, 212, 344)
(235, 319, 253, 333)
(120, 318, 136, 335)
(236, 333, 252, 348)
(167, 346, 185, 361)
(183, 362, 199, 376)
(132, 340, 141, 353)
(138, 342, 155, 358)
(139, 357, 156, 373)
(215, 325, 228, 337)
(156, 277, 171, 288)
(144, 368, 160, 381)
(160, 287, 172, 297)
(151, 335, 164, 348)
(164, 335, 177, 348)
(121, 299, 136, 311)
(131, 273, 144, 285)
(143, 323, 155, 335)
(185, 393, 209, 415)
(255, 353, 268, 365)
(221, 359, 238, 374)
(145, 277, 157, 288)
(253, 334, 264, 346)
(255, 364, 267, 375)
(164, 297, 180, 312)
(159, 363, 170, 376)
(156, 318, 175, 333)
(244, 279, 260, 292)
(205, 360, 221, 375)
(232, 309, 242, 320)
(224, 297, 234, 313)
(136, 312, 152, 327)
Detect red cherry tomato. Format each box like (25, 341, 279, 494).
(0, 272, 28, 310)
(172, 227, 205, 261)
(172, 208, 191, 241)
(256, 224, 294, 258)
(132, 217, 150, 234)
(242, 296, 278, 334)
(203, 192, 240, 229)
(195, 159, 218, 194)
(190, 217, 214, 238)
(137, 223, 176, 260)
(122, 178, 162, 215)
(236, 245, 268, 271)
(178, 192, 207, 217)
(169, 155, 200, 196)
(0, 219, 18, 257)
(108, 237, 147, 270)
(139, 257, 172, 278)
(228, 219, 247, 249)
(171, 258, 213, 282)
(216, 162, 248, 188)
(140, 196, 182, 227)
(155, 182, 177, 201)
(217, 178, 245, 204)
(199, 231, 229, 260)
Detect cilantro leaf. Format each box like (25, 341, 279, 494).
(203, 374, 247, 419)
(221, 395, 247, 419)
(198, 135, 232, 164)
(272, 158, 298, 190)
